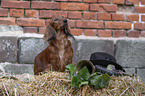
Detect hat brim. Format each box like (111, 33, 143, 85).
(90, 60, 125, 72)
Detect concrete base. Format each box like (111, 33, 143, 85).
(72, 38, 114, 64)
(115, 40, 145, 68)
(0, 62, 34, 75)
(137, 68, 145, 83)
(0, 37, 17, 62)
(18, 37, 48, 64)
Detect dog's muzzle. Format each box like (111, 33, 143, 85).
(63, 19, 67, 23)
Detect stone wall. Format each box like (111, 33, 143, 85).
(0, 34, 145, 83)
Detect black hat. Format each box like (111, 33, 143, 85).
(90, 52, 125, 72)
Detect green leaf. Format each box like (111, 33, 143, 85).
(65, 64, 76, 76)
(98, 76, 108, 88)
(79, 81, 89, 87)
(107, 64, 116, 71)
(89, 74, 100, 89)
(76, 74, 83, 83)
(77, 66, 91, 81)
(71, 76, 79, 88)
(90, 72, 98, 78)
(102, 73, 111, 82)
(89, 73, 111, 89)
(66, 64, 111, 89)
(65, 64, 76, 71)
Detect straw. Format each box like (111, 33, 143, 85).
(0, 71, 145, 96)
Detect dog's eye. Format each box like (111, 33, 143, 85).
(54, 18, 58, 21)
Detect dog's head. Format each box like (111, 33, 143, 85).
(44, 16, 75, 41)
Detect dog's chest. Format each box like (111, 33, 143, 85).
(59, 45, 65, 59)
(58, 39, 68, 60)
(59, 50, 64, 59)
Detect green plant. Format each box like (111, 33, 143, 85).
(65, 64, 111, 89)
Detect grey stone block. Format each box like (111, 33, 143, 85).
(115, 40, 145, 68)
(0, 63, 34, 75)
(0, 36, 17, 62)
(18, 37, 48, 64)
(124, 68, 136, 75)
(72, 39, 114, 64)
(0, 25, 23, 36)
(0, 25, 23, 32)
(137, 69, 145, 83)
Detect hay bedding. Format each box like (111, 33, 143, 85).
(0, 72, 145, 96)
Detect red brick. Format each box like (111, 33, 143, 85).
(10, 9, 24, 17)
(17, 18, 45, 27)
(0, 18, 15, 25)
(105, 22, 131, 29)
(98, 0, 111, 3)
(112, 13, 125, 21)
(39, 10, 51, 18)
(113, 30, 126, 37)
(51, 11, 68, 18)
(40, 10, 68, 19)
(134, 6, 145, 13)
(98, 12, 111, 20)
(90, 4, 117, 12)
(69, 0, 82, 2)
(46, 19, 51, 25)
(98, 30, 112, 37)
(68, 20, 75, 28)
(125, 0, 139, 5)
(127, 30, 140, 38)
(84, 29, 97, 36)
(112, 0, 125, 4)
(61, 3, 89, 11)
(141, 31, 145, 37)
(134, 23, 145, 30)
(23, 27, 38, 33)
(39, 27, 45, 34)
(25, 10, 38, 18)
(83, 12, 96, 20)
(84, 0, 97, 3)
(55, 0, 68, 1)
(141, 0, 145, 5)
(1, 1, 30, 9)
(70, 29, 83, 36)
(141, 15, 145, 21)
(68, 12, 82, 19)
(76, 20, 104, 29)
(127, 14, 139, 21)
(31, 1, 60, 10)
(0, 8, 8, 16)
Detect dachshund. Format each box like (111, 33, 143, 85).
(34, 16, 75, 75)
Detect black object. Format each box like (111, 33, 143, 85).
(63, 19, 67, 23)
(89, 52, 125, 72)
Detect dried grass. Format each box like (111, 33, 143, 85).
(0, 71, 145, 96)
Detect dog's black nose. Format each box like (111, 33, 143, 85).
(63, 19, 67, 23)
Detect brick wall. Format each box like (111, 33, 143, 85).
(0, 0, 145, 38)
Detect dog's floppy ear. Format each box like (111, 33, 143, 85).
(44, 24, 56, 41)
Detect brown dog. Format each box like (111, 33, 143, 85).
(34, 16, 74, 75)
